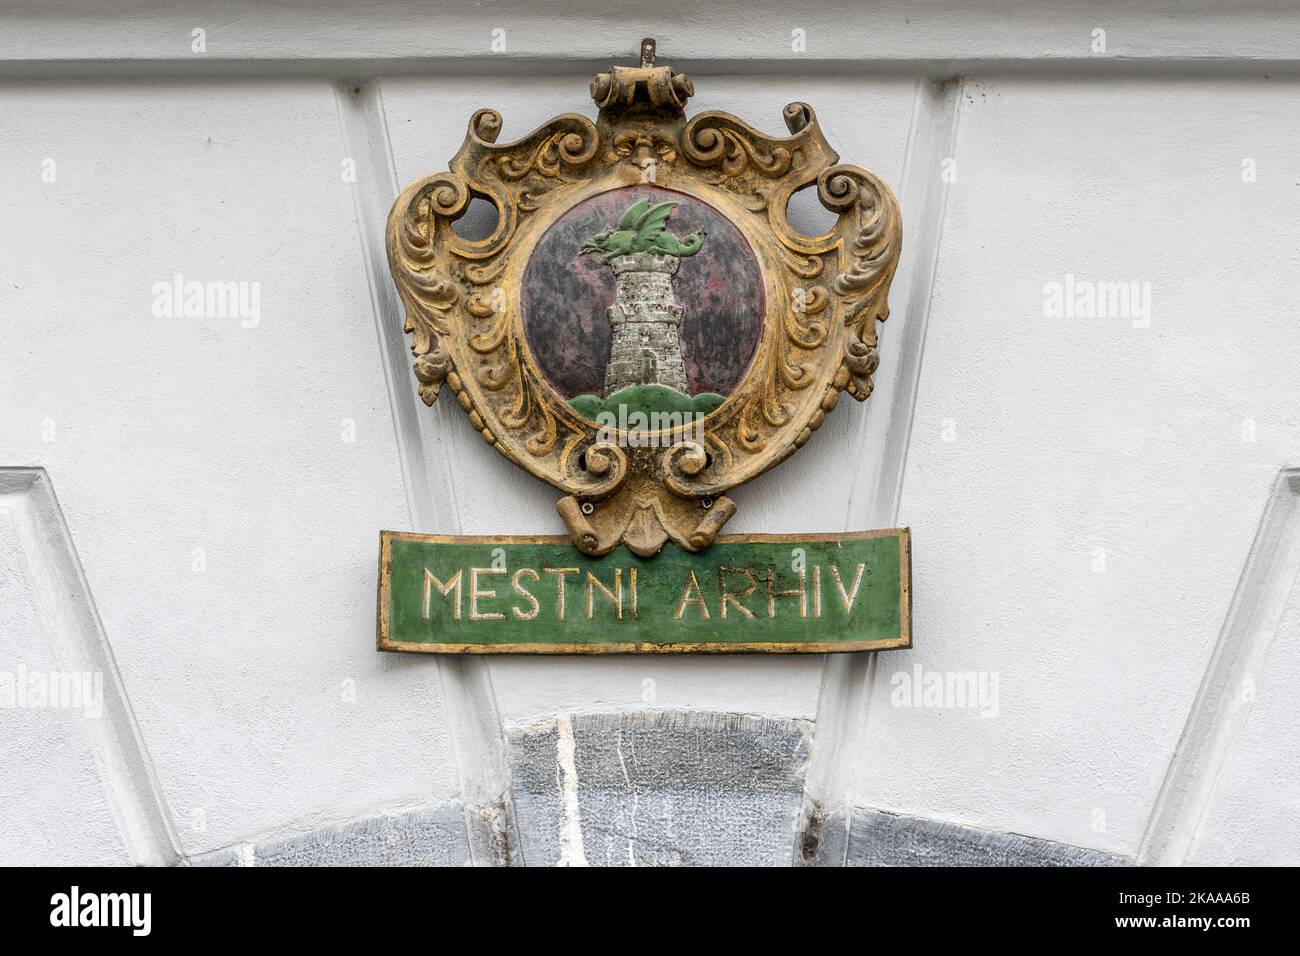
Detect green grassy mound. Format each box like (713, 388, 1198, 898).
(570, 384, 726, 421)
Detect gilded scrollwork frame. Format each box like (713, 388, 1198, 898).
(386, 46, 902, 558)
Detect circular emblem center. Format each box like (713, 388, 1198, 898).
(521, 185, 764, 420)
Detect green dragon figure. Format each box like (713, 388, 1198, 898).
(579, 198, 707, 263)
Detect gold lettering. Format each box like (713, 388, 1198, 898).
(629, 567, 638, 619)
(543, 567, 580, 620)
(718, 566, 756, 619)
(812, 566, 822, 618)
(674, 571, 710, 620)
(422, 568, 462, 620)
(766, 566, 807, 618)
(469, 567, 506, 621)
(829, 563, 866, 614)
(585, 569, 623, 620)
(511, 567, 540, 621)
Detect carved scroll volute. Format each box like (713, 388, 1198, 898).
(385, 106, 599, 427)
(386, 172, 470, 406)
(819, 164, 902, 402)
(385, 47, 903, 557)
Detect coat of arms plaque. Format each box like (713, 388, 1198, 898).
(379, 41, 908, 654)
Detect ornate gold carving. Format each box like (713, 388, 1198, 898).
(386, 42, 902, 557)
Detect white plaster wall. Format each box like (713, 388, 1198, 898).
(1, 1, 1298, 864)
(0, 80, 462, 858)
(0, 501, 131, 865)
(871, 76, 1300, 858)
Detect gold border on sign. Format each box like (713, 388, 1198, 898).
(376, 528, 911, 655)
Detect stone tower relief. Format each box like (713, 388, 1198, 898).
(603, 251, 689, 395)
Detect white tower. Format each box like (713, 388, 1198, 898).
(603, 251, 690, 396)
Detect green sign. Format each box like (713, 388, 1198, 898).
(378, 530, 910, 654)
